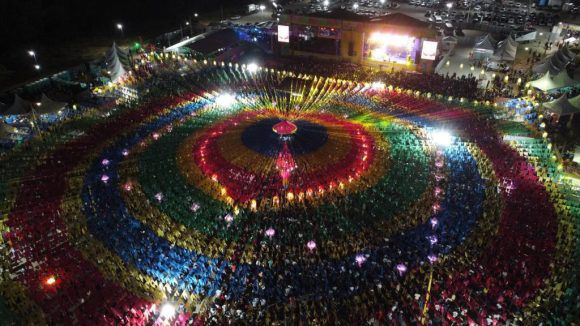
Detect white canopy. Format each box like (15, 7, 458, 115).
(552, 71, 578, 89)
(473, 34, 496, 53)
(493, 35, 518, 61)
(568, 94, 580, 108)
(529, 71, 578, 91)
(543, 94, 580, 116)
(2, 95, 31, 116)
(104, 43, 130, 83)
(35, 94, 67, 115)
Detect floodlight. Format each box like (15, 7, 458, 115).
(45, 276, 56, 285)
(431, 129, 453, 147)
(215, 93, 236, 107)
(247, 62, 258, 73)
(160, 303, 176, 319)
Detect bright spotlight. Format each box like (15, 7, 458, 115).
(247, 62, 258, 73)
(353, 3, 359, 9)
(371, 81, 385, 91)
(160, 303, 176, 319)
(431, 129, 453, 147)
(215, 93, 236, 107)
(323, 0, 329, 6)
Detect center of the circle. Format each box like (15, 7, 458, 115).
(241, 118, 328, 157)
(272, 120, 298, 135)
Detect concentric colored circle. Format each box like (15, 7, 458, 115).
(1, 65, 573, 325)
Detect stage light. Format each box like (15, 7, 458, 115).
(427, 254, 438, 263)
(215, 93, 236, 107)
(265, 227, 275, 238)
(323, 0, 329, 6)
(396, 264, 407, 275)
(155, 192, 164, 202)
(101, 175, 110, 183)
(101, 158, 110, 166)
(431, 129, 453, 147)
(355, 254, 366, 266)
(380, 0, 385, 3)
(160, 303, 176, 319)
(307, 240, 317, 250)
(247, 62, 258, 73)
(446, 2, 453, 9)
(45, 275, 56, 285)
(34, 64, 41, 70)
(430, 218, 438, 228)
(353, 3, 359, 10)
(28, 50, 35, 57)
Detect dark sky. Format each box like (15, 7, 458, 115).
(0, 0, 249, 50)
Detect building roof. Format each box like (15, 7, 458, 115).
(187, 28, 240, 55)
(307, 9, 429, 28)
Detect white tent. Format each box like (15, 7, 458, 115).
(104, 43, 130, 83)
(529, 72, 559, 91)
(552, 71, 578, 89)
(35, 94, 67, 115)
(493, 35, 518, 61)
(567, 94, 580, 109)
(2, 95, 31, 116)
(473, 34, 496, 59)
(543, 94, 580, 116)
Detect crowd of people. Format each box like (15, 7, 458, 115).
(0, 53, 577, 325)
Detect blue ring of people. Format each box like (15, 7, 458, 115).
(2, 62, 569, 325)
(79, 90, 485, 307)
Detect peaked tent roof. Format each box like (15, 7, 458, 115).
(0, 122, 18, 137)
(533, 47, 574, 76)
(543, 94, 580, 116)
(529, 72, 555, 91)
(493, 35, 518, 61)
(561, 45, 575, 61)
(568, 94, 580, 109)
(2, 95, 31, 116)
(35, 94, 68, 115)
(473, 34, 496, 52)
(104, 43, 130, 83)
(552, 71, 578, 89)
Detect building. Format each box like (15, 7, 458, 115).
(278, 10, 439, 72)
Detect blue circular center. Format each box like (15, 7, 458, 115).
(241, 118, 328, 157)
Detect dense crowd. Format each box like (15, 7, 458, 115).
(0, 54, 578, 325)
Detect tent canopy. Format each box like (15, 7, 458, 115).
(533, 47, 575, 75)
(529, 71, 578, 91)
(543, 94, 580, 116)
(103, 43, 130, 83)
(1, 95, 31, 116)
(493, 35, 517, 61)
(35, 94, 67, 115)
(473, 34, 496, 53)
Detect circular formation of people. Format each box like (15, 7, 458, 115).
(1, 55, 577, 325)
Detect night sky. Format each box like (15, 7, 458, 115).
(1, 0, 250, 47)
(0, 0, 252, 88)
